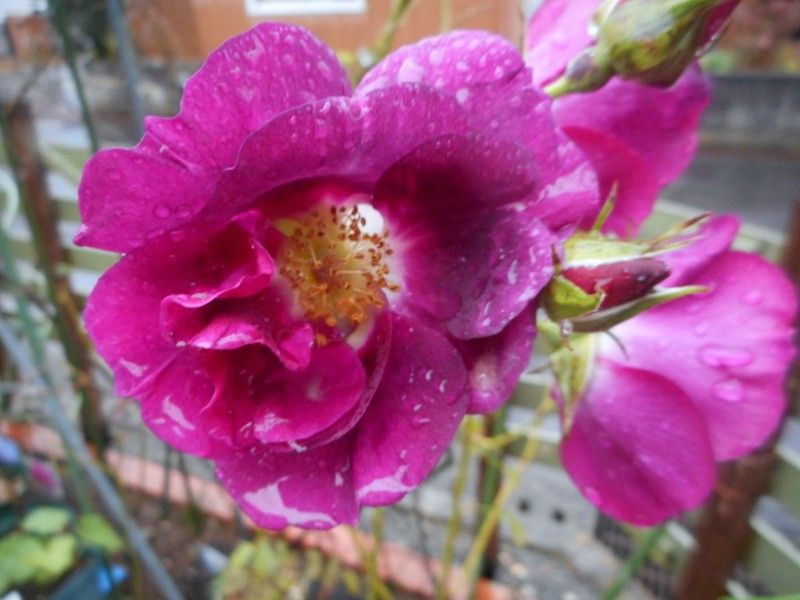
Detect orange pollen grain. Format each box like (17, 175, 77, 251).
(277, 206, 400, 329)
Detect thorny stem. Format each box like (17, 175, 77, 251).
(463, 404, 551, 595)
(435, 418, 479, 600)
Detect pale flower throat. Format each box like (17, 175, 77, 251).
(277, 205, 399, 338)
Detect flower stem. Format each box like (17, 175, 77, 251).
(474, 406, 510, 580)
(48, 0, 100, 154)
(435, 418, 478, 600)
(462, 405, 550, 593)
(601, 525, 667, 600)
(354, 0, 417, 82)
(439, 0, 453, 32)
(348, 520, 392, 600)
(365, 508, 386, 600)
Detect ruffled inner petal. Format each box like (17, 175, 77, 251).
(161, 286, 313, 371)
(200, 342, 367, 451)
(85, 221, 267, 397)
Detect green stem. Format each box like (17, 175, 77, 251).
(48, 0, 100, 154)
(439, 0, 453, 32)
(354, 0, 416, 82)
(435, 418, 477, 600)
(601, 525, 667, 600)
(474, 406, 509, 580)
(348, 526, 392, 600)
(462, 406, 550, 594)
(365, 508, 385, 600)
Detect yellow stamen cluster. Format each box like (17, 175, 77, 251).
(278, 206, 399, 333)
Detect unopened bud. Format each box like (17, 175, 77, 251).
(542, 221, 707, 332)
(546, 0, 739, 96)
(563, 257, 670, 310)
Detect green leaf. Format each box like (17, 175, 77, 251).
(76, 513, 124, 554)
(0, 532, 42, 593)
(21, 506, 72, 535)
(31, 533, 78, 585)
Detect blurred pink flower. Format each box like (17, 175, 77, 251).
(29, 460, 62, 495)
(79, 24, 598, 528)
(559, 216, 796, 524)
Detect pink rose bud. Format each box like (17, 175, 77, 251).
(562, 257, 670, 310)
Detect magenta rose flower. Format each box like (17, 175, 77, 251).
(526, 0, 718, 237)
(78, 24, 598, 528)
(556, 215, 797, 525)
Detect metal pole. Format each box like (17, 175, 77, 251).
(0, 318, 185, 600)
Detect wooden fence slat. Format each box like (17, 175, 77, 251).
(745, 517, 800, 594)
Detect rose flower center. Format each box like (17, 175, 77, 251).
(276, 205, 398, 335)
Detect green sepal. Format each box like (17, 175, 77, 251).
(543, 274, 604, 321)
(572, 285, 708, 333)
(564, 232, 654, 265)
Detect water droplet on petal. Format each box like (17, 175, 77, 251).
(153, 204, 171, 218)
(686, 302, 702, 315)
(698, 344, 753, 368)
(743, 290, 763, 306)
(712, 378, 744, 403)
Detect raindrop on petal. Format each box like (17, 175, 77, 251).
(711, 378, 745, 403)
